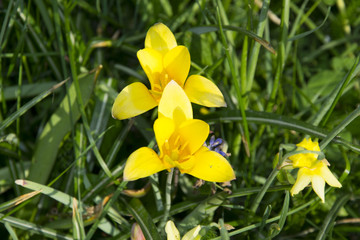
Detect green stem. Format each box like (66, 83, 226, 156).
(216, 1, 251, 154)
(265, 0, 289, 112)
(85, 181, 127, 240)
(249, 147, 315, 213)
(246, 0, 271, 94)
(311, 56, 360, 127)
(160, 168, 174, 228)
(319, 105, 360, 150)
(64, 6, 112, 178)
(214, 197, 318, 239)
(250, 167, 280, 213)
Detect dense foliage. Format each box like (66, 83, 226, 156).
(0, 0, 360, 239)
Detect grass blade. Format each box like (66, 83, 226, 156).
(204, 110, 360, 153)
(15, 179, 77, 210)
(312, 56, 360, 126)
(122, 198, 162, 240)
(316, 194, 350, 240)
(27, 67, 100, 186)
(0, 214, 72, 240)
(178, 192, 228, 233)
(0, 80, 67, 131)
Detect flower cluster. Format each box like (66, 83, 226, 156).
(112, 23, 235, 183)
(286, 138, 342, 202)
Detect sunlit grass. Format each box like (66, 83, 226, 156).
(0, 0, 359, 239)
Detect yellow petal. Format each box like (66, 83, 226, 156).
(290, 168, 311, 196)
(145, 23, 177, 55)
(182, 225, 201, 240)
(289, 138, 321, 168)
(296, 138, 320, 152)
(137, 48, 163, 89)
(158, 80, 193, 121)
(154, 117, 176, 154)
(164, 46, 190, 87)
(184, 75, 226, 107)
(112, 82, 158, 120)
(311, 175, 326, 202)
(320, 162, 342, 188)
(124, 147, 166, 181)
(178, 119, 209, 155)
(165, 221, 180, 240)
(184, 146, 235, 182)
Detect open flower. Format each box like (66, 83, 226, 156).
(112, 23, 226, 120)
(123, 81, 235, 182)
(288, 138, 342, 202)
(165, 220, 201, 240)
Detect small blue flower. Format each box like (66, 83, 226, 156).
(206, 135, 230, 158)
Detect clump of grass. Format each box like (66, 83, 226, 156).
(0, 0, 359, 239)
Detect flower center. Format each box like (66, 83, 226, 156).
(160, 133, 191, 170)
(149, 72, 172, 102)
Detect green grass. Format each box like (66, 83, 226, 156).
(1, 0, 360, 239)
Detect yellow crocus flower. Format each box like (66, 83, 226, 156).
(123, 81, 235, 182)
(112, 23, 226, 120)
(288, 138, 342, 202)
(288, 138, 321, 168)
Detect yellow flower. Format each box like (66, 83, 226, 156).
(291, 160, 342, 202)
(288, 138, 321, 168)
(112, 23, 226, 120)
(123, 81, 235, 182)
(165, 220, 201, 240)
(288, 138, 342, 202)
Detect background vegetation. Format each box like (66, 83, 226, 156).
(0, 0, 360, 239)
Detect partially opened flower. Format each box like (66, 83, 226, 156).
(288, 138, 321, 168)
(123, 81, 235, 182)
(287, 138, 342, 202)
(112, 23, 226, 120)
(165, 220, 201, 240)
(291, 159, 342, 203)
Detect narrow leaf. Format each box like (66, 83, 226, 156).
(0, 80, 67, 131)
(123, 198, 161, 240)
(316, 194, 350, 240)
(15, 179, 78, 210)
(27, 67, 100, 186)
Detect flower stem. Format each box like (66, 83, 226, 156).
(160, 168, 174, 228)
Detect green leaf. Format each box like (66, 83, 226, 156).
(15, 179, 78, 210)
(0, 213, 72, 240)
(123, 198, 162, 240)
(316, 194, 350, 240)
(3, 82, 58, 100)
(219, 218, 230, 240)
(72, 198, 86, 240)
(312, 56, 360, 126)
(0, 80, 67, 131)
(0, 190, 40, 213)
(0, 161, 31, 193)
(268, 191, 290, 238)
(4, 222, 18, 240)
(188, 25, 276, 54)
(178, 192, 228, 233)
(27, 67, 100, 186)
(288, 7, 331, 41)
(203, 110, 360, 153)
